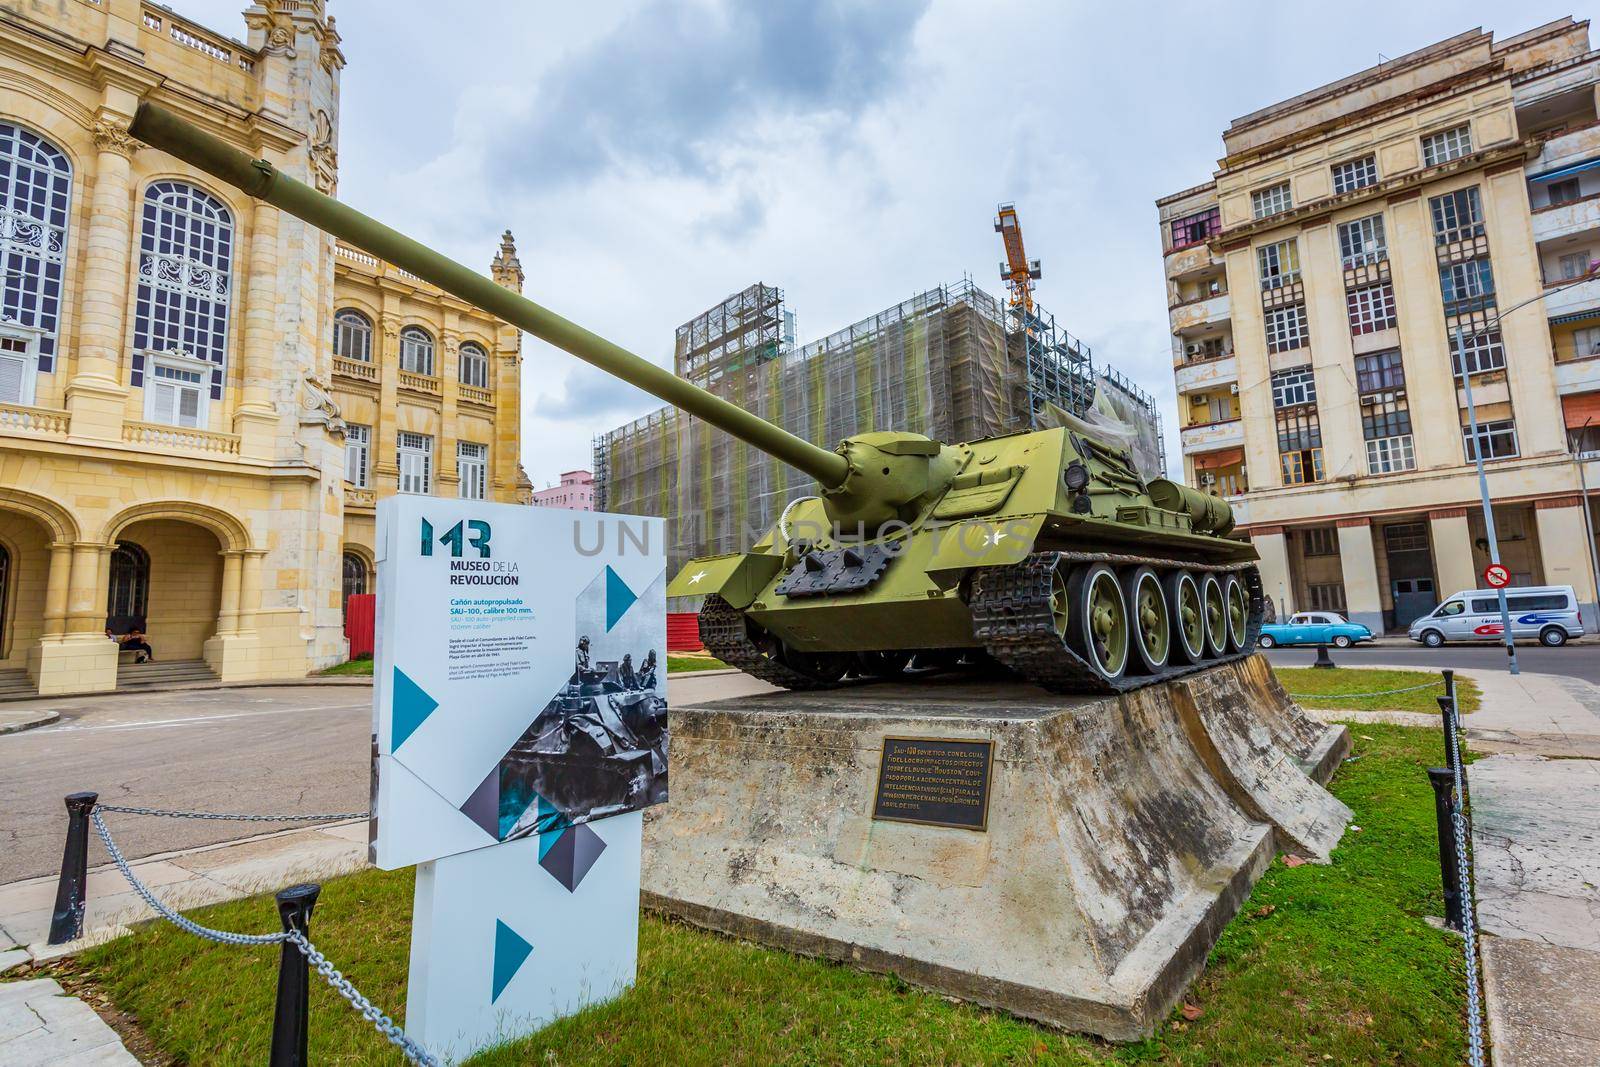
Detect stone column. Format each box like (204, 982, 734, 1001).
(1535, 497, 1599, 628)
(217, 551, 243, 636)
(239, 550, 265, 635)
(1428, 507, 1476, 602)
(1335, 518, 1384, 632)
(437, 324, 461, 496)
(1250, 527, 1291, 621)
(1385, 190, 1459, 471)
(234, 201, 281, 459)
(64, 542, 111, 635)
(66, 115, 138, 442)
(374, 312, 401, 491)
(42, 542, 73, 638)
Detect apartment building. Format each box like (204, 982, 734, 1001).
(0, 0, 529, 695)
(1158, 19, 1600, 631)
(530, 470, 595, 511)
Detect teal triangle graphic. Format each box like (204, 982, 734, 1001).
(391, 667, 438, 751)
(605, 565, 638, 632)
(492, 919, 533, 1003)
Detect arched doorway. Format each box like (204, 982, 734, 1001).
(106, 541, 150, 632)
(0, 544, 9, 654)
(342, 551, 368, 619)
(113, 520, 223, 663)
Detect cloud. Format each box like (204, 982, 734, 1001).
(486, 0, 931, 189)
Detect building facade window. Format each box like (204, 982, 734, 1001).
(399, 326, 435, 375)
(1450, 328, 1506, 376)
(1462, 419, 1519, 461)
(1264, 304, 1309, 353)
(398, 431, 433, 494)
(143, 353, 210, 427)
(1272, 365, 1316, 408)
(459, 342, 489, 388)
(1367, 434, 1416, 474)
(342, 551, 367, 612)
(1558, 251, 1592, 280)
(106, 542, 150, 622)
(1422, 124, 1472, 167)
(1354, 348, 1405, 393)
(1347, 281, 1398, 333)
(1252, 181, 1293, 220)
(1191, 392, 1233, 423)
(333, 309, 372, 362)
(1169, 207, 1221, 249)
(0, 331, 39, 405)
(1548, 178, 1582, 206)
(457, 441, 487, 499)
(1337, 214, 1386, 268)
(0, 124, 70, 374)
(1257, 238, 1300, 289)
(1439, 257, 1496, 315)
(345, 423, 370, 487)
(1302, 526, 1339, 556)
(1331, 154, 1378, 194)
(1276, 407, 1323, 485)
(132, 182, 233, 398)
(1430, 186, 1485, 244)
(1572, 326, 1600, 358)
(1307, 583, 1347, 612)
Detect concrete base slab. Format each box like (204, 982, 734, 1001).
(1482, 938, 1600, 1067)
(0, 978, 138, 1065)
(643, 656, 1349, 1040)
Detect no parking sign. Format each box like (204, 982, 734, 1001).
(1483, 563, 1510, 589)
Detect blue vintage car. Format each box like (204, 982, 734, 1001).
(1256, 611, 1375, 649)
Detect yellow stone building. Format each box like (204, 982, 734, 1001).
(1158, 19, 1600, 632)
(0, 0, 528, 696)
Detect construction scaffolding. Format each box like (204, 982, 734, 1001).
(594, 279, 1157, 572)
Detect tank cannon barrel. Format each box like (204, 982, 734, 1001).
(127, 103, 852, 490)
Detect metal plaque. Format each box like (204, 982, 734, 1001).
(871, 736, 993, 831)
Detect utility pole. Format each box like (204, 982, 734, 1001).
(1454, 324, 1519, 675)
(1575, 416, 1600, 632)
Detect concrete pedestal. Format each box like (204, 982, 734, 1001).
(643, 655, 1349, 1040)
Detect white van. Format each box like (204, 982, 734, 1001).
(1408, 585, 1584, 647)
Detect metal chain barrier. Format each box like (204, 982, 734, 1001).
(286, 930, 440, 1067)
(97, 803, 369, 823)
(1442, 698, 1487, 1067)
(88, 807, 438, 1066)
(1286, 679, 1444, 700)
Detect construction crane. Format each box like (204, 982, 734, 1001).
(994, 202, 1042, 316)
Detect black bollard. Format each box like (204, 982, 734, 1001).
(270, 883, 322, 1067)
(47, 791, 98, 945)
(1442, 668, 1456, 708)
(1427, 768, 1464, 930)
(1312, 643, 1336, 669)
(1437, 694, 1459, 776)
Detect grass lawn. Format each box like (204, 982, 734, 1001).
(1275, 666, 1479, 715)
(668, 654, 728, 673)
(317, 657, 374, 676)
(59, 724, 1467, 1065)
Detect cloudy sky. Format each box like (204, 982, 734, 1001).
(191, 0, 1594, 487)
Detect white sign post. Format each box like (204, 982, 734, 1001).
(372, 497, 666, 1063)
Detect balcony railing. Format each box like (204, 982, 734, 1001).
(459, 384, 494, 406)
(333, 356, 378, 383)
(123, 420, 241, 456)
(398, 371, 441, 396)
(0, 403, 68, 438)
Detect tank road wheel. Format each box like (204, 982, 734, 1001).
(1120, 566, 1170, 673)
(856, 650, 912, 679)
(1163, 570, 1206, 665)
(1201, 573, 1228, 658)
(1224, 574, 1250, 652)
(697, 595, 845, 690)
(1066, 563, 1130, 681)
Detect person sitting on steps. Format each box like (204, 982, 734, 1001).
(107, 626, 155, 663)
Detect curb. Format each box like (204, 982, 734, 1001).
(0, 675, 374, 705)
(0, 710, 59, 735)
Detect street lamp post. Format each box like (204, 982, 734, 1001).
(1451, 265, 1600, 675)
(1574, 416, 1600, 632)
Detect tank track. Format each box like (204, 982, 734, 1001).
(697, 594, 845, 690)
(971, 551, 1264, 695)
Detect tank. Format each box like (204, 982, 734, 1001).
(128, 104, 1260, 694)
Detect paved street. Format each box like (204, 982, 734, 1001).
(1265, 642, 1600, 684)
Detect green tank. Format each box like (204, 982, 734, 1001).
(129, 103, 1260, 694)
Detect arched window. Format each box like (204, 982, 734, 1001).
(399, 326, 434, 375)
(0, 124, 72, 376)
(342, 551, 368, 615)
(459, 342, 489, 388)
(131, 182, 233, 402)
(106, 542, 151, 625)
(332, 309, 372, 362)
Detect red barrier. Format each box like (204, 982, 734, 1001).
(345, 593, 376, 659)
(667, 612, 702, 652)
